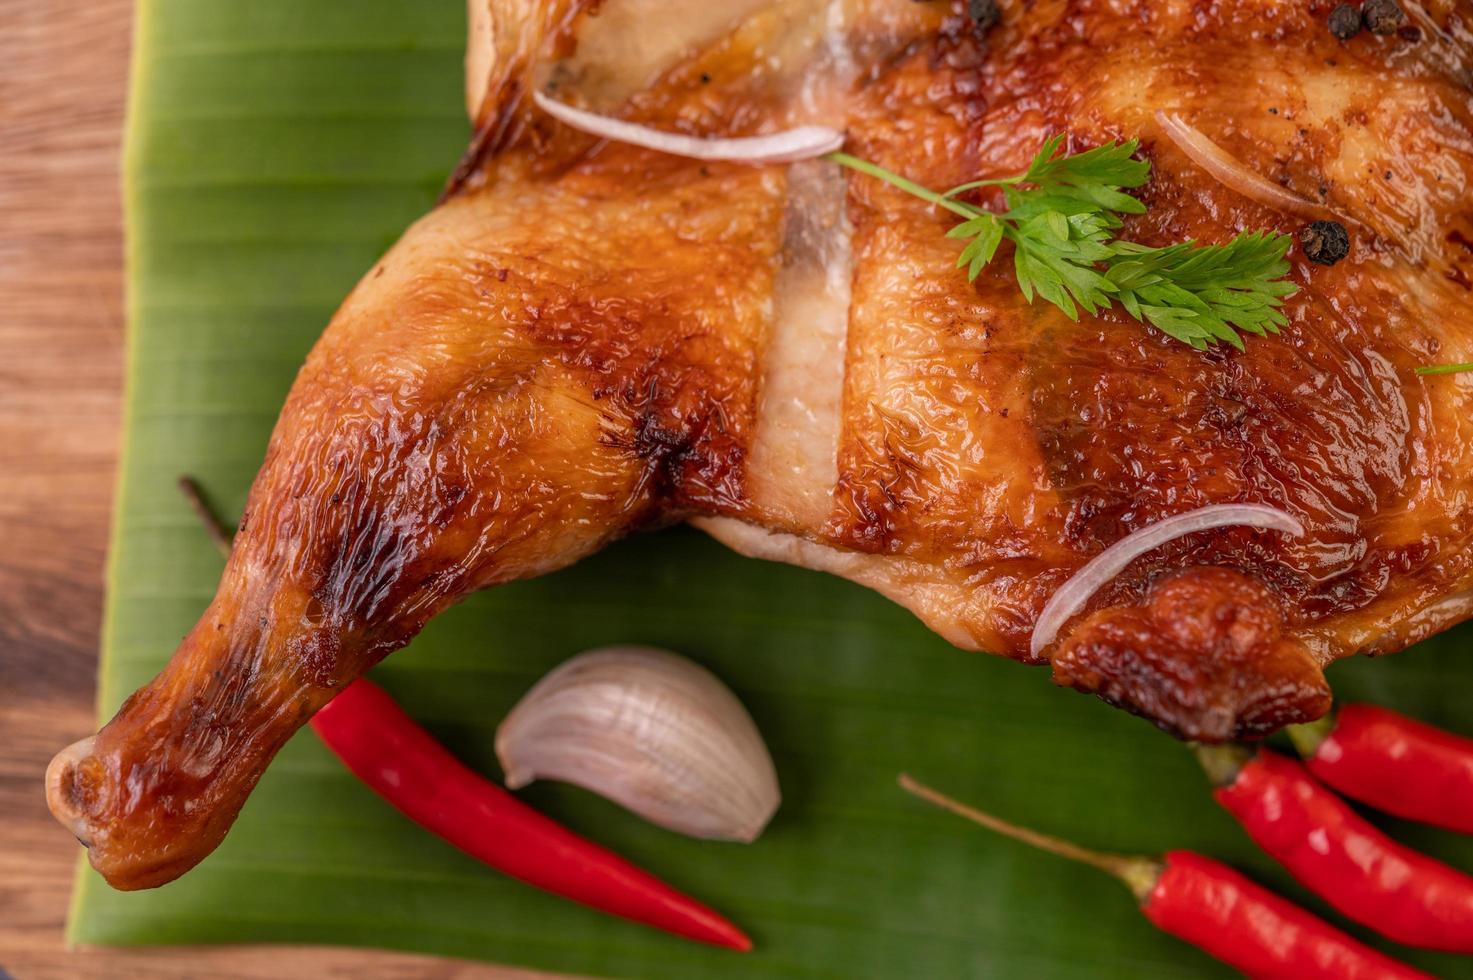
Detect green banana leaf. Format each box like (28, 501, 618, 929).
(74, 0, 1473, 976)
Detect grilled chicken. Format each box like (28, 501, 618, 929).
(48, 0, 1473, 890)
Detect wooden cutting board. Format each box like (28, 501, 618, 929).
(0, 4, 549, 976)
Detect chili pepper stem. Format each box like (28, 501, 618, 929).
(1191, 743, 1253, 788)
(1286, 714, 1335, 760)
(897, 774, 1161, 902)
(178, 475, 235, 556)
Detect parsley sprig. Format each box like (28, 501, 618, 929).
(825, 137, 1297, 350)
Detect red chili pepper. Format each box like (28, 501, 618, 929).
(1144, 851, 1429, 980)
(1290, 703, 1473, 835)
(897, 774, 1429, 980)
(1201, 746, 1473, 954)
(311, 678, 751, 951)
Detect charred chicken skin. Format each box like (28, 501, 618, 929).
(48, 0, 1473, 890)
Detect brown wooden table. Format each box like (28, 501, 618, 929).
(0, 4, 551, 977)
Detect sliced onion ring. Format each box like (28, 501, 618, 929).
(1155, 110, 1335, 222)
(533, 90, 844, 165)
(1030, 503, 1305, 659)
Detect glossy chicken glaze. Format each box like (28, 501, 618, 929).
(48, 0, 1473, 890)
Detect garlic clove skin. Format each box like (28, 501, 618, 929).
(496, 646, 780, 843)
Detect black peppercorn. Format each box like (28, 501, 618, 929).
(1362, 0, 1406, 35)
(969, 0, 1001, 37)
(1300, 220, 1351, 266)
(1328, 3, 1362, 39)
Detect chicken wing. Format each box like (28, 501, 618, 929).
(48, 0, 1473, 890)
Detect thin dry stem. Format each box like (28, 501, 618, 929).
(897, 773, 1160, 902)
(177, 475, 235, 556)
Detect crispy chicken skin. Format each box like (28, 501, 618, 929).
(48, 0, 1473, 889)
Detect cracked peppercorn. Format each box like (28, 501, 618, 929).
(1362, 0, 1407, 35)
(1300, 220, 1351, 266)
(1328, 3, 1362, 39)
(968, 0, 1000, 37)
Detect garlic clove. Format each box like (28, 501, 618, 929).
(496, 646, 780, 843)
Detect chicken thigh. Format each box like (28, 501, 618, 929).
(48, 0, 1473, 890)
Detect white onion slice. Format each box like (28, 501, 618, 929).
(1155, 110, 1334, 221)
(533, 90, 844, 164)
(1030, 503, 1305, 658)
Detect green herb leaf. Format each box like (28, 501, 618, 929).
(1104, 233, 1295, 350)
(1014, 135, 1150, 214)
(824, 139, 1297, 350)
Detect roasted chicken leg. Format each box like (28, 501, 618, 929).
(49, 0, 1473, 890)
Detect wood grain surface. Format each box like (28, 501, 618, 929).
(0, 4, 551, 977)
